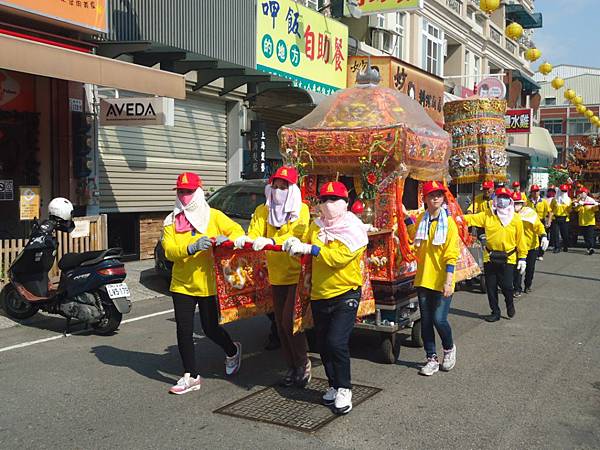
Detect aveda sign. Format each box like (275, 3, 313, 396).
(100, 97, 174, 127)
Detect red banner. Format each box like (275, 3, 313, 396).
(505, 108, 532, 133)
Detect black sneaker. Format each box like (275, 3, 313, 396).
(553, 248, 561, 254)
(588, 249, 594, 255)
(507, 305, 516, 318)
(563, 248, 569, 252)
(514, 291, 522, 298)
(294, 360, 312, 388)
(279, 369, 295, 387)
(524, 287, 532, 294)
(484, 314, 501, 322)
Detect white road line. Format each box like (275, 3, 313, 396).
(0, 308, 174, 354)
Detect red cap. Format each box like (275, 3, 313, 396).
(319, 181, 349, 199)
(495, 187, 512, 197)
(511, 191, 525, 202)
(512, 181, 520, 188)
(422, 181, 447, 198)
(577, 187, 589, 194)
(271, 166, 298, 185)
(174, 172, 202, 190)
(482, 181, 494, 190)
(559, 184, 569, 192)
(530, 184, 540, 192)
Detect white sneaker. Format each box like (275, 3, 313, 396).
(334, 388, 352, 414)
(322, 387, 337, 405)
(169, 373, 202, 395)
(419, 356, 439, 376)
(441, 346, 456, 372)
(225, 342, 242, 376)
(537, 256, 543, 261)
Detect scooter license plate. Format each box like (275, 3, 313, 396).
(106, 283, 130, 299)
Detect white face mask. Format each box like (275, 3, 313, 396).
(319, 199, 347, 221)
(496, 197, 511, 209)
(271, 188, 288, 206)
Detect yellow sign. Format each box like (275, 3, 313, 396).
(353, 0, 423, 15)
(0, 0, 107, 33)
(256, 0, 348, 94)
(19, 186, 40, 221)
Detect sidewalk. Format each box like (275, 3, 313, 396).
(0, 258, 168, 330)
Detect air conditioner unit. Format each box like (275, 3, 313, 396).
(369, 14, 385, 29)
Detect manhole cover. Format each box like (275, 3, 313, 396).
(214, 377, 381, 432)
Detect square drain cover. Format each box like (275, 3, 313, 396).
(214, 378, 381, 432)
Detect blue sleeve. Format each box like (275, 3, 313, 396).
(446, 264, 455, 274)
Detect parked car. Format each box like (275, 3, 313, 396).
(154, 179, 267, 279)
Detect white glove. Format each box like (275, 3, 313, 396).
(517, 259, 527, 275)
(252, 236, 274, 251)
(540, 236, 549, 252)
(234, 235, 252, 249)
(282, 237, 301, 252)
(288, 242, 313, 256)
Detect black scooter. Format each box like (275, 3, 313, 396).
(1, 218, 131, 335)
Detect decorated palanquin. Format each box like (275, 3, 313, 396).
(443, 99, 509, 183)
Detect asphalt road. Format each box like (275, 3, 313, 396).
(1, 249, 599, 450)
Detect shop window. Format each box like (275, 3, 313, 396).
(544, 97, 557, 106)
(542, 119, 563, 135)
(567, 118, 592, 136)
(422, 21, 444, 77)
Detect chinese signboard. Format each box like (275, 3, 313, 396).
(505, 108, 532, 133)
(19, 186, 40, 221)
(247, 120, 267, 179)
(100, 97, 175, 127)
(256, 0, 348, 94)
(353, 0, 423, 15)
(0, 180, 14, 201)
(347, 56, 445, 124)
(0, 0, 107, 33)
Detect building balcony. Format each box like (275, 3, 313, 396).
(446, 0, 464, 16)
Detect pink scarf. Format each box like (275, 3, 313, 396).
(265, 184, 302, 228)
(314, 211, 369, 252)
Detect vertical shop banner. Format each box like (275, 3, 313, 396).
(353, 0, 423, 15)
(505, 109, 532, 133)
(0, 0, 107, 33)
(247, 120, 267, 179)
(19, 186, 40, 221)
(256, 0, 348, 94)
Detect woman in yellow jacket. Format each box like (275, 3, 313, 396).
(527, 185, 550, 260)
(162, 172, 245, 395)
(404, 181, 459, 377)
(512, 192, 548, 296)
(550, 184, 572, 253)
(464, 187, 528, 322)
(283, 181, 368, 415)
(234, 166, 311, 387)
(573, 187, 599, 255)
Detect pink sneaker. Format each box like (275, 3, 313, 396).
(169, 373, 202, 395)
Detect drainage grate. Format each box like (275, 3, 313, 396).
(214, 378, 381, 432)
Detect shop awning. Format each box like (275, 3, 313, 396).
(507, 126, 558, 165)
(0, 34, 186, 99)
(511, 70, 541, 94)
(505, 4, 543, 29)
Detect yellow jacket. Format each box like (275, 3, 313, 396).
(575, 204, 599, 226)
(467, 194, 492, 214)
(407, 212, 460, 293)
(550, 199, 572, 219)
(519, 208, 547, 250)
(304, 222, 366, 300)
(162, 209, 244, 297)
(465, 209, 528, 264)
(527, 198, 550, 222)
(247, 203, 310, 285)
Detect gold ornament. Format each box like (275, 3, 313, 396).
(585, 110, 594, 119)
(551, 77, 565, 89)
(591, 116, 599, 126)
(576, 104, 587, 114)
(538, 62, 553, 76)
(506, 22, 524, 40)
(564, 89, 576, 100)
(573, 96, 583, 105)
(480, 0, 500, 14)
(525, 48, 542, 62)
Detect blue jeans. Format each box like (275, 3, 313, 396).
(417, 287, 454, 358)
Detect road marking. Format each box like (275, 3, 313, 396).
(0, 308, 174, 354)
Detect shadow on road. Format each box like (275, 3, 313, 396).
(139, 268, 170, 296)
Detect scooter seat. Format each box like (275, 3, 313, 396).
(58, 250, 107, 271)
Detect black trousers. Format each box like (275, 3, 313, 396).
(514, 249, 538, 291)
(484, 262, 514, 316)
(171, 292, 237, 377)
(552, 217, 569, 250)
(311, 288, 360, 390)
(582, 225, 596, 250)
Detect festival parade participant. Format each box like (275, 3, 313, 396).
(512, 192, 548, 295)
(527, 185, 550, 260)
(550, 184, 572, 253)
(404, 181, 459, 376)
(512, 181, 528, 203)
(573, 187, 599, 255)
(283, 181, 368, 415)
(467, 180, 494, 214)
(162, 172, 245, 395)
(234, 166, 312, 387)
(464, 187, 528, 322)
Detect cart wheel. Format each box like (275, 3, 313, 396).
(411, 320, 423, 348)
(479, 274, 487, 294)
(380, 332, 400, 364)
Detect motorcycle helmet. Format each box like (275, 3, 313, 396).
(48, 197, 73, 221)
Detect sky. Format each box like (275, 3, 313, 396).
(533, 0, 600, 69)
